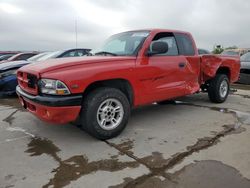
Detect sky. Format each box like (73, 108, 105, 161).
(0, 0, 249, 51)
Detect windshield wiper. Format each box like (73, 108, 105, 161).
(94, 51, 117, 56)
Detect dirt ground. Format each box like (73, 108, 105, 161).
(0, 84, 250, 188)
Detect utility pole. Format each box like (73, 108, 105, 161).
(75, 18, 78, 48)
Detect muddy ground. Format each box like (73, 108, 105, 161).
(0, 84, 250, 188)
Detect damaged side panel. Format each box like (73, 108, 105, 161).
(201, 55, 240, 83)
(184, 56, 201, 94)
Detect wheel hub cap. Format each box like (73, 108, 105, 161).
(220, 80, 228, 98)
(97, 99, 124, 130)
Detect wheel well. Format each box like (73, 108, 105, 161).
(83, 79, 134, 106)
(216, 67, 230, 80)
(203, 67, 231, 90)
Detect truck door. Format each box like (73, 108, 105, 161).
(138, 32, 188, 103)
(174, 33, 201, 94)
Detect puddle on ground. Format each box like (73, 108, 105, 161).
(25, 137, 140, 188)
(3, 109, 18, 125)
(235, 94, 250, 99)
(0, 98, 21, 109)
(108, 101, 250, 188)
(5, 174, 14, 180)
(110, 160, 250, 188)
(23, 116, 249, 188)
(139, 152, 169, 170)
(43, 155, 139, 188)
(111, 139, 135, 156)
(173, 101, 250, 127)
(21, 99, 250, 188)
(107, 123, 247, 188)
(26, 137, 61, 162)
(107, 140, 171, 172)
(231, 84, 250, 91)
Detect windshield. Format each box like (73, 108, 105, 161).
(93, 31, 150, 56)
(241, 52, 250, 62)
(27, 52, 51, 61)
(34, 50, 63, 62)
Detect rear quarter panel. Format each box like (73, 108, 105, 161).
(201, 55, 240, 83)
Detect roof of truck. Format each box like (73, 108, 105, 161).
(121, 28, 191, 35)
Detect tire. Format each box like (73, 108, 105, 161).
(208, 74, 230, 103)
(81, 87, 130, 140)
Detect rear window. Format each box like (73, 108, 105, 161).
(175, 33, 195, 56)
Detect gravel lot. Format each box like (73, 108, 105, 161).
(0, 84, 250, 188)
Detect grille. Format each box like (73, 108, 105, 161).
(17, 71, 38, 95)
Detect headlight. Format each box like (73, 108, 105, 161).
(39, 79, 71, 95)
(0, 69, 17, 79)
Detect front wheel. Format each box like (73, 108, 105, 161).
(208, 74, 230, 103)
(81, 87, 130, 140)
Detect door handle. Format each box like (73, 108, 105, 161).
(179, 62, 186, 68)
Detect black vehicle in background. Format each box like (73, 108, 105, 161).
(239, 52, 250, 84)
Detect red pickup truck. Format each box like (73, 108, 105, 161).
(16, 29, 240, 140)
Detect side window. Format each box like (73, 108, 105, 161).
(61, 51, 77, 57)
(175, 33, 195, 56)
(150, 33, 178, 56)
(62, 50, 89, 57)
(76, 50, 88, 56)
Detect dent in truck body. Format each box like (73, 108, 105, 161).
(201, 55, 240, 83)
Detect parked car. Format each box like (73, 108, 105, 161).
(1, 52, 38, 63)
(0, 48, 91, 96)
(34, 48, 91, 61)
(16, 29, 240, 140)
(0, 51, 19, 56)
(0, 52, 50, 96)
(238, 52, 250, 84)
(0, 54, 16, 62)
(198, 49, 211, 55)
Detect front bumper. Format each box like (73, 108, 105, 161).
(16, 86, 82, 124)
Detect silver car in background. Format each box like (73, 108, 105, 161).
(239, 52, 250, 84)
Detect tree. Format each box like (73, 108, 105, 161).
(212, 45, 224, 54)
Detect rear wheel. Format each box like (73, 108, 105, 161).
(208, 74, 229, 103)
(81, 87, 130, 140)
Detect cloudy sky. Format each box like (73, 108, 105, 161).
(0, 0, 249, 51)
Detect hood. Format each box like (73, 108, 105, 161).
(20, 56, 136, 74)
(0, 60, 30, 71)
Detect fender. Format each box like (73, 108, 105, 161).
(201, 55, 240, 83)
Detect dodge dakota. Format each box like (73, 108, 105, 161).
(16, 29, 240, 140)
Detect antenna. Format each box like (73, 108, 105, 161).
(75, 18, 78, 48)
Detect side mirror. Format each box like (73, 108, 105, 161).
(147, 41, 169, 56)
